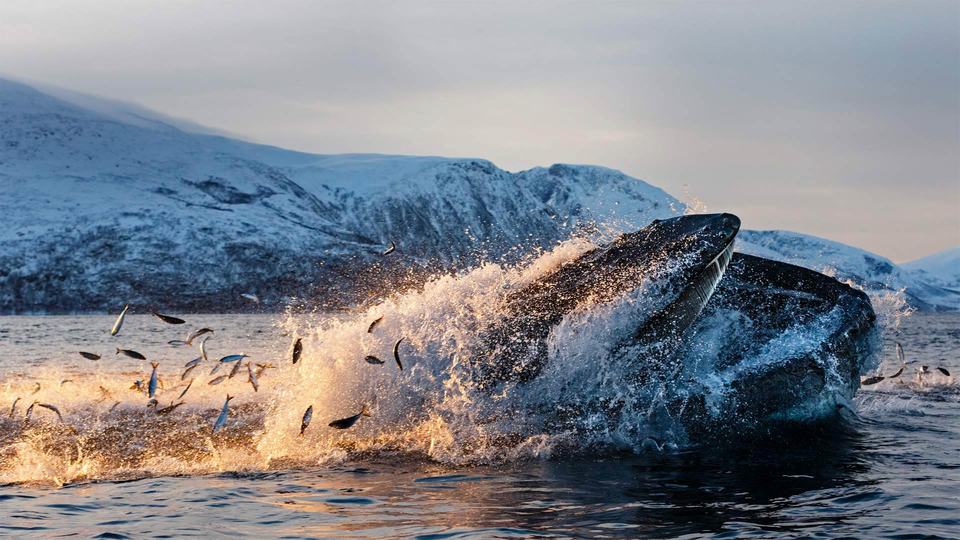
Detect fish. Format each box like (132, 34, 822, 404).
(888, 366, 904, 378)
(24, 401, 36, 421)
(228, 359, 243, 379)
(116, 348, 147, 360)
(147, 398, 159, 408)
(152, 311, 186, 325)
(148, 362, 160, 398)
(213, 395, 234, 433)
(130, 379, 144, 392)
(382, 241, 396, 256)
(300, 405, 313, 435)
(168, 340, 190, 347)
(186, 328, 214, 345)
(937, 367, 951, 377)
(896, 342, 906, 364)
(861, 375, 885, 386)
(219, 354, 248, 363)
(393, 338, 404, 370)
(182, 363, 198, 380)
(184, 357, 202, 369)
(208, 375, 228, 386)
(109, 401, 121, 413)
(157, 402, 185, 415)
(209, 362, 222, 376)
(79, 351, 101, 360)
(9, 397, 21, 417)
(200, 336, 210, 362)
(60, 379, 73, 387)
(37, 403, 64, 422)
(255, 363, 275, 377)
(31, 382, 40, 395)
(111, 304, 129, 336)
(292, 338, 302, 364)
(241, 293, 260, 303)
(247, 362, 259, 392)
(328, 405, 371, 430)
(367, 316, 384, 333)
(178, 379, 195, 400)
(365, 355, 385, 365)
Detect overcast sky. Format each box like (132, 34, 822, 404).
(1, 0, 957, 261)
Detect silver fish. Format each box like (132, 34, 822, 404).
(152, 311, 186, 325)
(148, 362, 160, 398)
(168, 340, 190, 347)
(937, 367, 951, 377)
(9, 397, 21, 417)
(209, 362, 222, 376)
(109, 401, 121, 413)
(213, 394, 234, 433)
(60, 379, 73, 387)
(37, 403, 63, 422)
(228, 359, 243, 379)
(157, 401, 184, 415)
(328, 405, 371, 430)
(186, 328, 214, 346)
(896, 342, 906, 364)
(382, 241, 396, 256)
(208, 375, 228, 385)
(367, 316, 384, 334)
(300, 405, 313, 435)
(184, 357, 202, 369)
(365, 355, 385, 365)
(178, 378, 195, 400)
(255, 363, 275, 378)
(24, 401, 36, 421)
(888, 366, 904, 378)
(116, 348, 147, 360)
(200, 336, 210, 362)
(111, 304, 129, 336)
(247, 362, 259, 392)
(219, 354, 248, 363)
(79, 351, 101, 360)
(861, 375, 885, 386)
(182, 363, 198, 381)
(393, 337, 405, 371)
(241, 293, 260, 303)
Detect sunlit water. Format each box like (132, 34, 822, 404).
(0, 237, 958, 540)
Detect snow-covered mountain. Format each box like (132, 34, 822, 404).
(902, 248, 960, 292)
(738, 231, 959, 311)
(1, 77, 955, 312)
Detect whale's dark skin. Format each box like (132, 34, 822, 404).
(678, 253, 878, 439)
(472, 213, 740, 388)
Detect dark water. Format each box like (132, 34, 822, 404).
(0, 313, 957, 538)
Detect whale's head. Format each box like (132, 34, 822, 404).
(472, 213, 741, 387)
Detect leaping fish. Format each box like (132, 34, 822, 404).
(186, 328, 214, 345)
(382, 241, 396, 256)
(168, 340, 190, 347)
(79, 351, 101, 360)
(247, 362, 259, 392)
(219, 354, 248, 364)
(157, 402, 185, 415)
(300, 405, 313, 435)
(241, 293, 260, 304)
(9, 397, 21, 417)
(937, 367, 951, 377)
(896, 342, 907, 364)
(861, 375, 885, 386)
(228, 359, 243, 379)
(393, 337, 405, 371)
(116, 348, 147, 360)
(182, 363, 199, 381)
(36, 403, 63, 422)
(111, 304, 129, 336)
(367, 316, 384, 334)
(328, 405, 371, 430)
(152, 311, 186, 325)
(292, 338, 302, 364)
(148, 362, 160, 398)
(365, 355, 385, 365)
(200, 336, 210, 362)
(178, 379, 195, 400)
(888, 366, 904, 379)
(208, 375, 228, 386)
(212, 395, 234, 433)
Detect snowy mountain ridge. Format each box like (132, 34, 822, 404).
(0, 77, 955, 312)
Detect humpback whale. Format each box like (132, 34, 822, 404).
(469, 213, 878, 440)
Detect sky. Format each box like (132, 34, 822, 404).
(1, 0, 957, 262)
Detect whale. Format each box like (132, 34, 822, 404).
(471, 213, 740, 389)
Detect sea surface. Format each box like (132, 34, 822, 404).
(0, 312, 957, 539)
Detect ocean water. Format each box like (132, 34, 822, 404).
(0, 235, 957, 540)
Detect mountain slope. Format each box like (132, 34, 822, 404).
(903, 248, 960, 292)
(0, 78, 680, 312)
